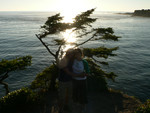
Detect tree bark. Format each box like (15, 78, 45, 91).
(0, 72, 9, 95)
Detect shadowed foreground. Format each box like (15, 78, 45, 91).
(25, 89, 141, 113)
(86, 91, 140, 113)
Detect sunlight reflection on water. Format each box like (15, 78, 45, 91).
(61, 29, 77, 52)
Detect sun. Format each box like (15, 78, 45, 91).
(57, 0, 87, 23)
(61, 10, 77, 23)
(60, 6, 79, 23)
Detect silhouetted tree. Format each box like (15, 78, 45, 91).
(0, 56, 32, 95)
(36, 8, 121, 83)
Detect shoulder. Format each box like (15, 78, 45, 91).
(58, 57, 69, 69)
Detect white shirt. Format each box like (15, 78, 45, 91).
(72, 59, 86, 80)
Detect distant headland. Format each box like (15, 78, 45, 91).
(133, 9, 150, 17)
(117, 9, 150, 17)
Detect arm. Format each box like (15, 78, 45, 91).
(63, 68, 85, 77)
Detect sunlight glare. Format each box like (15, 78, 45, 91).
(61, 11, 76, 23)
(61, 29, 77, 53)
(57, 0, 88, 53)
(58, 0, 87, 23)
(63, 29, 76, 43)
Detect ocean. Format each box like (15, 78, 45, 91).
(0, 11, 150, 102)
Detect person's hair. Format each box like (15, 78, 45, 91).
(65, 48, 75, 71)
(65, 48, 74, 57)
(75, 48, 84, 58)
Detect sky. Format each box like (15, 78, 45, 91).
(0, 0, 150, 12)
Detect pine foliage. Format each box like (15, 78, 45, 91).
(36, 8, 121, 82)
(0, 56, 32, 95)
(0, 56, 32, 75)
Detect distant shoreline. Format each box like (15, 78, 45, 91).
(116, 9, 150, 17)
(116, 12, 133, 15)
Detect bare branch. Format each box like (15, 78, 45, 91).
(92, 57, 108, 65)
(0, 72, 8, 81)
(0, 72, 9, 95)
(76, 30, 94, 38)
(56, 45, 62, 59)
(0, 81, 9, 95)
(75, 33, 97, 47)
(36, 34, 56, 58)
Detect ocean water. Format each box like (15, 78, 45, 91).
(0, 11, 150, 102)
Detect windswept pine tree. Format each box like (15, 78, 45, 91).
(0, 56, 32, 95)
(35, 8, 121, 90)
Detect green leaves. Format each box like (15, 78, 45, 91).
(73, 8, 97, 30)
(37, 8, 121, 61)
(0, 87, 40, 112)
(36, 8, 121, 83)
(40, 13, 72, 37)
(101, 34, 121, 41)
(83, 47, 119, 58)
(39, 9, 97, 39)
(54, 39, 66, 45)
(92, 27, 121, 41)
(0, 56, 32, 75)
(31, 64, 58, 91)
(94, 27, 114, 34)
(86, 58, 117, 82)
(135, 99, 150, 113)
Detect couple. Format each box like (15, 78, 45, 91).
(58, 48, 90, 113)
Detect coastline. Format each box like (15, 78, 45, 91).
(116, 9, 150, 17)
(116, 12, 133, 15)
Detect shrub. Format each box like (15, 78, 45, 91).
(0, 87, 40, 113)
(135, 99, 150, 113)
(31, 64, 59, 92)
(31, 59, 110, 93)
(87, 75, 108, 92)
(0, 56, 32, 95)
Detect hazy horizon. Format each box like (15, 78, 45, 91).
(0, 0, 149, 12)
(0, 10, 136, 12)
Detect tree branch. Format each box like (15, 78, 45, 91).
(36, 34, 56, 58)
(0, 81, 9, 95)
(76, 30, 94, 38)
(56, 45, 62, 60)
(0, 72, 9, 95)
(92, 57, 108, 65)
(0, 72, 8, 81)
(75, 33, 97, 47)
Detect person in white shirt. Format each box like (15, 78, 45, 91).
(72, 48, 90, 113)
